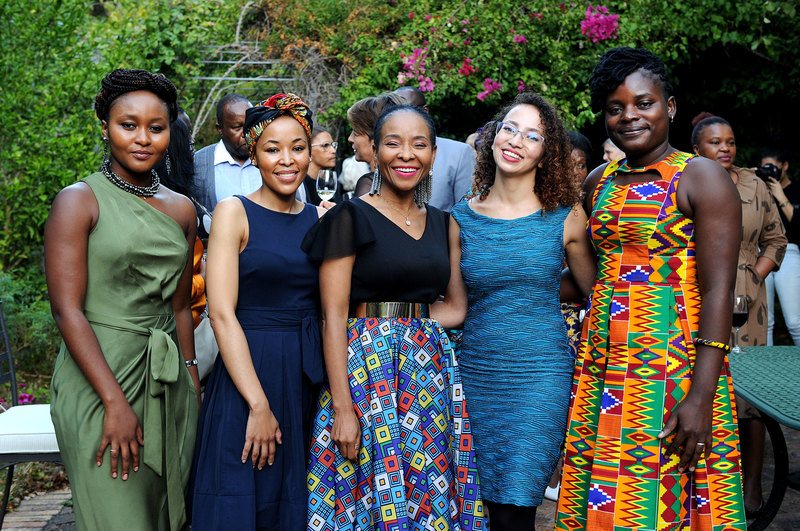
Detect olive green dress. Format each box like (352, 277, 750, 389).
(50, 172, 198, 530)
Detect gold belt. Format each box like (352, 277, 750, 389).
(352, 301, 429, 319)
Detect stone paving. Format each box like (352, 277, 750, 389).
(3, 427, 799, 529)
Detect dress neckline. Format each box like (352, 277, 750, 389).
(461, 198, 544, 221)
(354, 197, 430, 242)
(239, 195, 309, 216)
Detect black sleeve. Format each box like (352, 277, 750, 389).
(353, 172, 374, 197)
(301, 200, 376, 263)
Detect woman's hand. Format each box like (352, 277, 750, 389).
(242, 405, 282, 469)
(96, 400, 144, 480)
(765, 177, 788, 204)
(332, 407, 361, 462)
(658, 390, 712, 473)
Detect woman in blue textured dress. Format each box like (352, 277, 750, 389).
(432, 92, 596, 529)
(191, 94, 325, 530)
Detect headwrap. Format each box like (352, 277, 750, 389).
(244, 93, 313, 159)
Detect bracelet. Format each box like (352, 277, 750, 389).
(185, 358, 198, 368)
(693, 338, 732, 353)
(779, 200, 790, 208)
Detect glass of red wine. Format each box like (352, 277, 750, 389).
(732, 295, 748, 353)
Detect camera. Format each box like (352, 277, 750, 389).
(755, 163, 782, 181)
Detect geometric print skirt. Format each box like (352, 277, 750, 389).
(556, 282, 747, 530)
(307, 317, 487, 530)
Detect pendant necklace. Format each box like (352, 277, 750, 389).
(383, 199, 414, 226)
(101, 159, 160, 197)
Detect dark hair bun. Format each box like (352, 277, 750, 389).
(690, 111, 715, 128)
(94, 69, 178, 122)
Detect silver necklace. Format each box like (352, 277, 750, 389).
(383, 199, 415, 226)
(101, 159, 160, 197)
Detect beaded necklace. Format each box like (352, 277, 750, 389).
(101, 159, 160, 197)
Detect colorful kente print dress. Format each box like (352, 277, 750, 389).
(556, 152, 746, 530)
(302, 199, 486, 531)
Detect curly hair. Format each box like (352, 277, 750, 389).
(472, 92, 579, 212)
(690, 112, 732, 147)
(94, 69, 178, 123)
(589, 47, 673, 113)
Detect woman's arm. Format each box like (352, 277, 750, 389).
(430, 217, 468, 329)
(563, 204, 597, 298)
(44, 183, 144, 480)
(206, 197, 280, 469)
(754, 179, 787, 279)
(171, 196, 201, 399)
(319, 255, 361, 461)
(660, 156, 741, 472)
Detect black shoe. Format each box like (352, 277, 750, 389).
(745, 501, 766, 520)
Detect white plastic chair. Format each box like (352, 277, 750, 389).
(0, 299, 61, 526)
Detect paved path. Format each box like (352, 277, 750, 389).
(4, 427, 800, 529)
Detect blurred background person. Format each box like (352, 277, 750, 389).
(691, 111, 787, 518)
(760, 144, 800, 345)
(601, 136, 625, 162)
(298, 125, 340, 205)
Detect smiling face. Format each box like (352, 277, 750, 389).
(102, 90, 170, 181)
(373, 110, 436, 194)
(492, 103, 546, 178)
(217, 99, 251, 163)
(604, 69, 675, 164)
(311, 131, 337, 169)
(694, 123, 736, 170)
(252, 115, 310, 197)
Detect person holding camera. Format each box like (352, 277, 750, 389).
(760, 145, 800, 346)
(691, 112, 787, 518)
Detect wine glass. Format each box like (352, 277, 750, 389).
(316, 170, 338, 202)
(732, 295, 748, 354)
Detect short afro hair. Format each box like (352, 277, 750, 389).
(589, 47, 673, 113)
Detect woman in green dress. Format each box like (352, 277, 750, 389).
(44, 69, 200, 530)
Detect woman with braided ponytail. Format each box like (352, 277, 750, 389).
(190, 94, 325, 529)
(45, 69, 200, 530)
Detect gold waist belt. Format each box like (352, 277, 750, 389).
(352, 301, 429, 319)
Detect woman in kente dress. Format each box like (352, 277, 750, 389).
(191, 94, 324, 530)
(303, 105, 486, 530)
(432, 92, 596, 529)
(45, 69, 200, 530)
(556, 48, 747, 530)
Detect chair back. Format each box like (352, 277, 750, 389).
(0, 300, 18, 407)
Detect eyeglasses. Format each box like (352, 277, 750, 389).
(495, 122, 545, 145)
(311, 141, 338, 150)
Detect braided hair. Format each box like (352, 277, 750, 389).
(472, 92, 578, 212)
(94, 69, 179, 123)
(589, 47, 673, 113)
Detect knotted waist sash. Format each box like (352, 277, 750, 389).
(83, 310, 192, 531)
(235, 306, 324, 385)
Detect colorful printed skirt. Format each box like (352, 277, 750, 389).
(307, 317, 487, 530)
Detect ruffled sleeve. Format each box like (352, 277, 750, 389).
(301, 199, 377, 263)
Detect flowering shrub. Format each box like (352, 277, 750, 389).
(477, 78, 503, 101)
(457, 58, 477, 76)
(581, 5, 620, 43)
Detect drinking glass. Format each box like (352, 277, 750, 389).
(732, 295, 748, 354)
(316, 170, 338, 202)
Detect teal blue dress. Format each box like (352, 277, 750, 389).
(452, 200, 573, 506)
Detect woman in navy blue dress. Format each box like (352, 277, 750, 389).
(191, 94, 324, 530)
(432, 92, 596, 529)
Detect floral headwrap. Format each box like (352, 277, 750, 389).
(244, 93, 314, 159)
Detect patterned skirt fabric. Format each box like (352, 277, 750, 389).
(556, 283, 746, 530)
(307, 317, 486, 531)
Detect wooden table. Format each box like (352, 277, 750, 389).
(729, 345, 800, 530)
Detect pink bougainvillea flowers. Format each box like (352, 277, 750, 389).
(477, 78, 502, 101)
(581, 5, 620, 42)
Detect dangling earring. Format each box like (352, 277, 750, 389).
(164, 151, 172, 177)
(414, 168, 433, 207)
(369, 167, 382, 196)
(669, 114, 674, 123)
(100, 137, 109, 171)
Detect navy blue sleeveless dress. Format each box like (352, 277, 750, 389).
(452, 200, 573, 507)
(191, 197, 323, 530)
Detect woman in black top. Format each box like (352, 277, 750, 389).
(303, 105, 487, 530)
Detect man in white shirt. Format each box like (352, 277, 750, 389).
(194, 94, 261, 235)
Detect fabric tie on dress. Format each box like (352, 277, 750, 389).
(236, 307, 324, 385)
(84, 310, 190, 531)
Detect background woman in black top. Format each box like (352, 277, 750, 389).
(303, 105, 487, 530)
